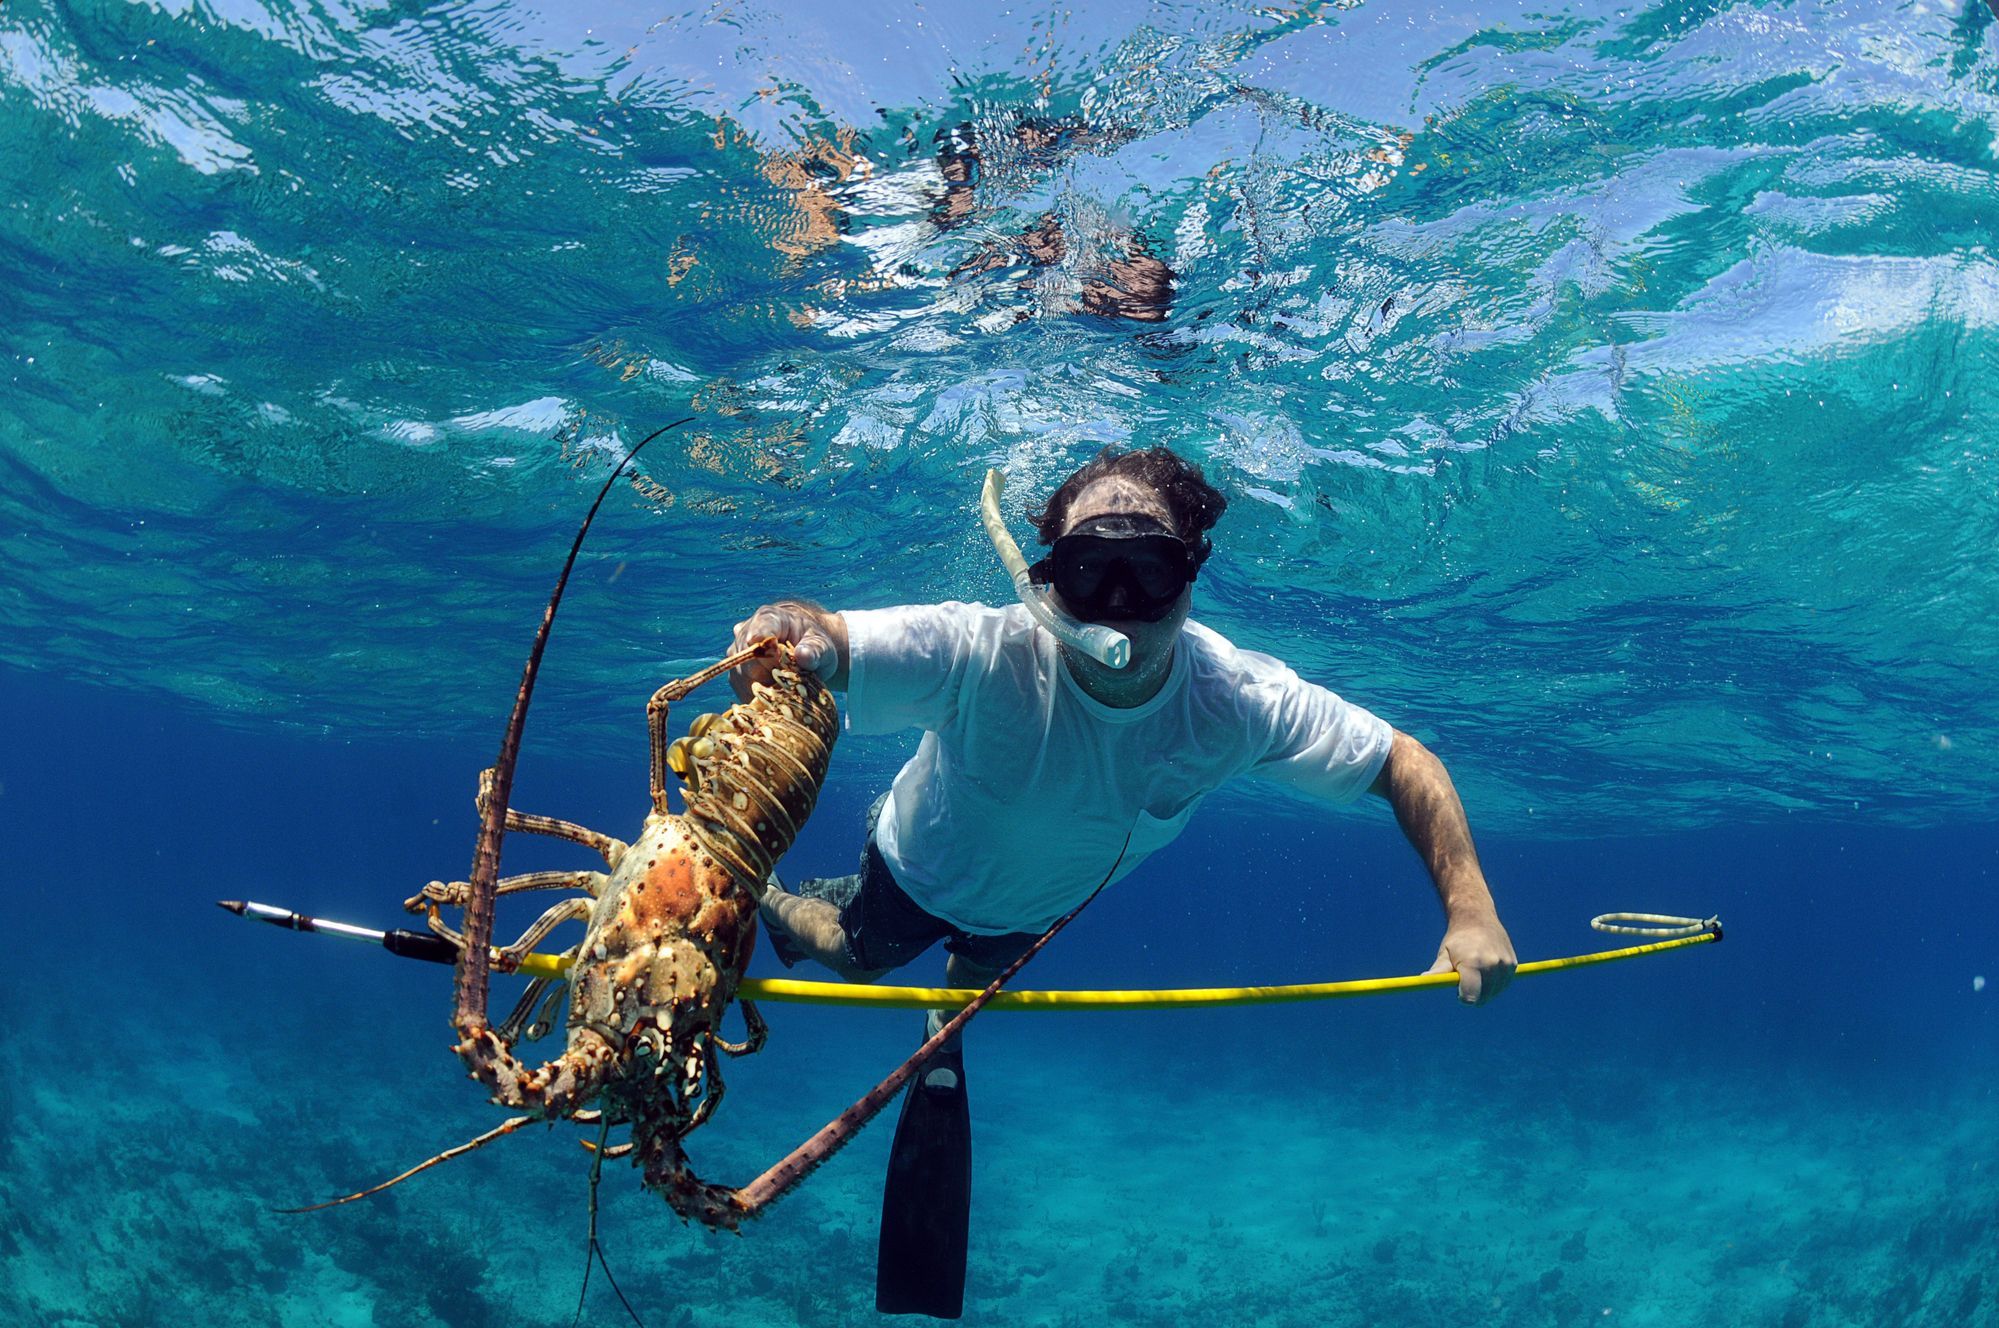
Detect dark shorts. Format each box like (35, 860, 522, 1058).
(837, 835, 1044, 975)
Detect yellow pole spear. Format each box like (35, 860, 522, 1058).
(219, 900, 1721, 1012)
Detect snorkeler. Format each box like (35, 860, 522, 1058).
(728, 446, 1516, 1316)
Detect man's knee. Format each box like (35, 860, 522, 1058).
(944, 953, 1002, 988)
(824, 937, 890, 984)
(834, 957, 891, 984)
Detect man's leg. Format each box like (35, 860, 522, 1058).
(942, 951, 1002, 990)
(931, 951, 1002, 1065)
(760, 880, 886, 983)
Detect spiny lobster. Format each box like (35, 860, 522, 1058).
(416, 623, 837, 1227)
(303, 422, 1105, 1244)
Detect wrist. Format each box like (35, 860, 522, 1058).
(1442, 881, 1498, 926)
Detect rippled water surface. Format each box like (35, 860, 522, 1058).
(5, 0, 1996, 830)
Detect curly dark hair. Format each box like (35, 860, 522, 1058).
(1030, 446, 1228, 564)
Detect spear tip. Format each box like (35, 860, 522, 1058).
(217, 899, 247, 915)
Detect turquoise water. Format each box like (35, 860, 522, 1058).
(2, 1, 1996, 1325)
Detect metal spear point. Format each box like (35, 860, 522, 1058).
(217, 898, 462, 965)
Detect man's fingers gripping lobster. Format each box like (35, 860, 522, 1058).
(730, 601, 838, 700)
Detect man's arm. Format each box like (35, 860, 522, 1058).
(728, 600, 850, 698)
(1369, 728, 1518, 1005)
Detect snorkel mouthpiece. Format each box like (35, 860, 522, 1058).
(980, 469, 1132, 669)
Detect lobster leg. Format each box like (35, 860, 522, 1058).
(519, 976, 575, 1048)
(406, 869, 605, 914)
(495, 898, 593, 967)
(686, 1041, 726, 1131)
(500, 975, 557, 1042)
(647, 641, 777, 815)
(413, 904, 583, 964)
(476, 768, 627, 867)
(714, 997, 768, 1058)
(410, 872, 601, 953)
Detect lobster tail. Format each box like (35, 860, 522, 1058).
(671, 664, 840, 897)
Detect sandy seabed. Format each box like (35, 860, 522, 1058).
(2, 992, 1992, 1328)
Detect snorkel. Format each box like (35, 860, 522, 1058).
(980, 469, 1132, 670)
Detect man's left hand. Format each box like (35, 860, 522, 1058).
(1425, 913, 1518, 1006)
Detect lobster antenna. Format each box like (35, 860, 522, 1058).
(277, 1114, 537, 1213)
(454, 417, 694, 1035)
(575, 1115, 646, 1328)
(729, 832, 1132, 1216)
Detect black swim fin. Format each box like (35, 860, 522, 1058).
(876, 1021, 972, 1318)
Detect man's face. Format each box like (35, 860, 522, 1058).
(1052, 475, 1194, 663)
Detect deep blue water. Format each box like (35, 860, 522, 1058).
(4, 656, 1995, 1326)
(4, 0, 1998, 1324)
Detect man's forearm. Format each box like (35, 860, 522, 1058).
(1372, 729, 1496, 922)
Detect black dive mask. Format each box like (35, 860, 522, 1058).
(1028, 515, 1202, 623)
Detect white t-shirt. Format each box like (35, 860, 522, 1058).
(842, 602, 1393, 934)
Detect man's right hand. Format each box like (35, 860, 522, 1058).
(729, 601, 847, 699)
